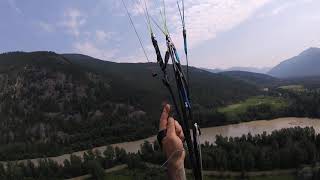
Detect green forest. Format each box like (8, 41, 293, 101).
(0, 51, 261, 161)
(0, 52, 320, 179)
(1, 127, 320, 180)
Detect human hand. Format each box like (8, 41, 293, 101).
(159, 104, 185, 170)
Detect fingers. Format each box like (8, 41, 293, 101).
(175, 120, 185, 141)
(167, 117, 176, 136)
(159, 104, 184, 142)
(159, 104, 170, 131)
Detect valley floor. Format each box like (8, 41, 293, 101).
(2, 117, 320, 167)
(69, 164, 299, 180)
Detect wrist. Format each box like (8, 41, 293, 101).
(168, 159, 184, 170)
(167, 159, 186, 180)
(167, 150, 185, 170)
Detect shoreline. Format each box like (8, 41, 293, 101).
(1, 117, 319, 166)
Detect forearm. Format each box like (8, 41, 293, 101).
(167, 163, 187, 180)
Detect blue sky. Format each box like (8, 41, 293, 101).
(0, 0, 319, 69)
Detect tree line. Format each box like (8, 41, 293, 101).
(1, 88, 319, 162)
(0, 146, 145, 180)
(198, 89, 320, 126)
(140, 127, 320, 172)
(2, 127, 320, 179)
(284, 89, 320, 118)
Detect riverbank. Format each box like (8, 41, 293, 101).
(1, 117, 319, 166)
(67, 162, 320, 180)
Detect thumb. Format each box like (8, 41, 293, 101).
(159, 104, 170, 130)
(167, 117, 176, 136)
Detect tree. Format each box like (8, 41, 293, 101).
(69, 155, 83, 176)
(87, 160, 105, 180)
(115, 147, 127, 164)
(94, 149, 104, 166)
(0, 163, 5, 179)
(103, 146, 115, 168)
(140, 141, 154, 161)
(127, 153, 145, 169)
(23, 160, 36, 177)
(62, 159, 72, 178)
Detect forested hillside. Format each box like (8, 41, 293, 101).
(219, 71, 282, 88)
(269, 47, 320, 78)
(219, 71, 320, 89)
(0, 51, 260, 160)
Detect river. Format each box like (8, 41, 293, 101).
(8, 117, 320, 166)
(114, 117, 320, 153)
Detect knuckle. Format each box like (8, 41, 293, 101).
(164, 135, 175, 142)
(168, 117, 174, 121)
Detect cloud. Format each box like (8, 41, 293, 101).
(93, 0, 125, 17)
(115, 54, 147, 63)
(95, 30, 115, 42)
(7, 0, 22, 14)
(58, 7, 120, 61)
(39, 22, 55, 32)
(115, 48, 155, 63)
(125, 0, 271, 49)
(130, 0, 153, 16)
(73, 41, 119, 60)
(169, 0, 271, 48)
(261, 0, 314, 17)
(60, 8, 86, 37)
(270, 3, 291, 16)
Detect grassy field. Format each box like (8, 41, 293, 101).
(249, 175, 294, 180)
(206, 176, 294, 180)
(104, 168, 166, 180)
(279, 85, 305, 92)
(218, 96, 289, 120)
(104, 169, 295, 180)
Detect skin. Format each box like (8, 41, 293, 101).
(159, 104, 186, 180)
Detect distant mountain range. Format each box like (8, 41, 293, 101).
(268, 47, 320, 78)
(204, 66, 271, 74)
(204, 47, 320, 79)
(219, 71, 282, 88)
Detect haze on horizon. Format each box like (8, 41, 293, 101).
(0, 0, 319, 70)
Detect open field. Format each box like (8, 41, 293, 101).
(205, 175, 294, 180)
(279, 85, 305, 92)
(218, 96, 289, 120)
(102, 168, 295, 180)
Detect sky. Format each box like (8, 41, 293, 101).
(0, 0, 319, 69)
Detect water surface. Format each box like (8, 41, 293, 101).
(11, 117, 320, 165)
(114, 117, 320, 153)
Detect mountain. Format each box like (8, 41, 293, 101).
(204, 67, 271, 74)
(219, 71, 282, 88)
(224, 67, 271, 74)
(0, 51, 260, 160)
(269, 47, 320, 78)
